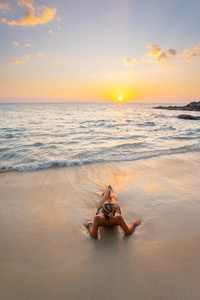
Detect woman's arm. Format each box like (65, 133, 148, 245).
(85, 216, 100, 239)
(119, 215, 141, 235)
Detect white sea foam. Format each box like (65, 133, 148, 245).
(1, 146, 200, 173)
(0, 103, 200, 173)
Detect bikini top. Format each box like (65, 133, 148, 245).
(96, 206, 121, 232)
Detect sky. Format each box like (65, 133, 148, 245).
(0, 0, 200, 103)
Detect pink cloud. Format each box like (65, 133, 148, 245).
(155, 52, 170, 66)
(194, 43, 200, 50)
(0, 0, 11, 13)
(123, 58, 139, 66)
(182, 44, 200, 62)
(146, 44, 162, 57)
(21, 54, 30, 61)
(2, 5, 56, 26)
(11, 60, 20, 65)
(123, 42, 200, 70)
(146, 44, 170, 66)
(168, 49, 177, 56)
(37, 52, 45, 57)
(13, 41, 31, 47)
(17, 0, 35, 11)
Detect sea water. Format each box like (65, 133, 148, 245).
(0, 102, 200, 172)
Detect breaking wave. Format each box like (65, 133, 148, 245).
(1, 146, 200, 173)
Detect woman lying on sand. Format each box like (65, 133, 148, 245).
(85, 186, 141, 239)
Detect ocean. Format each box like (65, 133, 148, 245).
(1, 102, 200, 299)
(0, 102, 200, 172)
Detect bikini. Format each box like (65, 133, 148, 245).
(96, 206, 121, 231)
(96, 203, 121, 232)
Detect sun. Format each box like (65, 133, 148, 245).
(118, 96, 123, 101)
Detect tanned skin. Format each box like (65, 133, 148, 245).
(85, 186, 141, 239)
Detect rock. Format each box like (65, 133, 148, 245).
(177, 114, 200, 120)
(154, 101, 200, 111)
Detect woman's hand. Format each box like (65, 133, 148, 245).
(84, 216, 99, 239)
(119, 215, 141, 235)
(84, 221, 93, 228)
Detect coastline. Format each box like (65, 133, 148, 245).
(0, 152, 200, 299)
(154, 101, 200, 111)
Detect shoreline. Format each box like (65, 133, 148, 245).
(154, 100, 200, 111)
(1, 149, 200, 174)
(0, 152, 200, 299)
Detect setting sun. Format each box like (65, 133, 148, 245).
(118, 96, 123, 101)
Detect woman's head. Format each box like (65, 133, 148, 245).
(102, 202, 116, 219)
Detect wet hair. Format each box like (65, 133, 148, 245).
(102, 202, 116, 219)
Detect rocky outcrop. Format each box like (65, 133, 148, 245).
(154, 101, 200, 111)
(177, 114, 200, 120)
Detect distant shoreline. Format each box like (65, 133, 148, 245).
(154, 101, 200, 112)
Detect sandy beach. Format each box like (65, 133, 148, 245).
(1, 0, 200, 297)
(1, 152, 200, 300)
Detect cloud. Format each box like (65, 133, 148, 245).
(183, 52, 200, 62)
(2, 5, 56, 26)
(11, 60, 20, 65)
(37, 51, 45, 57)
(123, 58, 139, 66)
(17, 0, 35, 11)
(182, 44, 200, 62)
(13, 41, 31, 47)
(21, 54, 30, 61)
(0, 0, 11, 13)
(194, 43, 200, 50)
(141, 56, 149, 63)
(146, 44, 170, 66)
(155, 52, 170, 65)
(146, 44, 162, 57)
(168, 48, 177, 56)
(123, 42, 200, 70)
(153, 2, 159, 9)
(49, 29, 52, 34)
(10, 50, 45, 65)
(11, 54, 31, 65)
(57, 17, 61, 21)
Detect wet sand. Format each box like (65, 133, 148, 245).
(0, 152, 200, 300)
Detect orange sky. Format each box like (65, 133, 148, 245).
(0, 0, 200, 103)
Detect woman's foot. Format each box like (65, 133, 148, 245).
(102, 185, 113, 196)
(134, 220, 141, 227)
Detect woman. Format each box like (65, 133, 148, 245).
(85, 186, 141, 239)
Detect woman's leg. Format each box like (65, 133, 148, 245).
(97, 186, 112, 210)
(110, 196, 121, 213)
